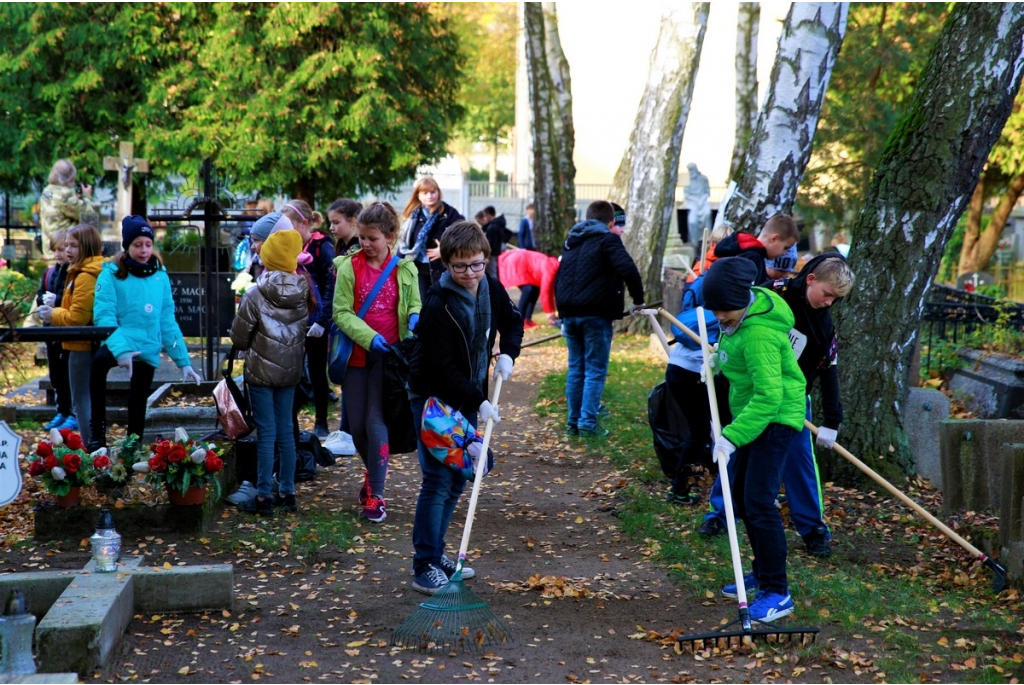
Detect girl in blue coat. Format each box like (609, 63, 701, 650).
(88, 216, 201, 449)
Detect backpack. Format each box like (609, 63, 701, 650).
(671, 275, 720, 349)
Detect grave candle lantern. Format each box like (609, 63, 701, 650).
(0, 588, 37, 676)
(90, 508, 121, 573)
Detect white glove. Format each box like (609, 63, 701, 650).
(493, 354, 514, 382)
(37, 305, 54, 323)
(181, 365, 202, 385)
(815, 427, 838, 450)
(713, 435, 736, 464)
(628, 302, 642, 316)
(479, 400, 500, 424)
(467, 441, 482, 459)
(42, 292, 57, 307)
(307, 323, 324, 338)
(117, 352, 141, 380)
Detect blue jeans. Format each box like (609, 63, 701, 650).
(249, 384, 297, 500)
(731, 422, 798, 595)
(561, 316, 613, 431)
(411, 395, 474, 575)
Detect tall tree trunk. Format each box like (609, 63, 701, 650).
(958, 179, 986, 276)
(729, 3, 760, 184)
(524, 2, 576, 256)
(835, 3, 1024, 484)
(609, 5, 710, 331)
(722, 3, 849, 234)
(959, 173, 1024, 275)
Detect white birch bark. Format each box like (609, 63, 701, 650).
(729, 2, 760, 183)
(524, 2, 576, 255)
(609, 5, 709, 322)
(723, 2, 849, 233)
(835, 3, 1024, 480)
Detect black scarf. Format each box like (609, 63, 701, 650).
(124, 256, 160, 278)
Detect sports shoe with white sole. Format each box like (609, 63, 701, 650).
(439, 554, 475, 579)
(412, 564, 449, 595)
(748, 592, 794, 623)
(721, 572, 759, 599)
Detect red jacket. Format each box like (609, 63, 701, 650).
(498, 249, 559, 315)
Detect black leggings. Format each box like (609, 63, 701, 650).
(45, 340, 72, 416)
(90, 345, 156, 446)
(305, 334, 330, 424)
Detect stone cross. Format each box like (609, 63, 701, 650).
(102, 141, 149, 227)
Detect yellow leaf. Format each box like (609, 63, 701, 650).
(163, 562, 172, 570)
(937, 636, 949, 646)
(346, 640, 368, 648)
(178, 666, 190, 675)
(575, 516, 583, 524)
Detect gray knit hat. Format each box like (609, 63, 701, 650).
(251, 211, 281, 243)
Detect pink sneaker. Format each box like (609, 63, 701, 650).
(361, 496, 387, 523)
(358, 471, 369, 505)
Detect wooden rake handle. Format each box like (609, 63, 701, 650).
(456, 375, 503, 564)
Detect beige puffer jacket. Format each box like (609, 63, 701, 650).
(229, 271, 310, 387)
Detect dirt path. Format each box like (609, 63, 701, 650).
(88, 343, 856, 683)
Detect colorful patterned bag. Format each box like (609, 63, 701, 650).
(420, 397, 493, 479)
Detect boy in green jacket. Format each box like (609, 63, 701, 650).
(703, 256, 806, 623)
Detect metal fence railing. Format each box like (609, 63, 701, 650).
(920, 284, 1024, 375)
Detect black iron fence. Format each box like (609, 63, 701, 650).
(920, 284, 1024, 375)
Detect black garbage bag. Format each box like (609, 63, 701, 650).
(381, 336, 419, 455)
(647, 381, 689, 482)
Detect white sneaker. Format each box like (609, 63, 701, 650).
(225, 481, 257, 504)
(323, 430, 356, 456)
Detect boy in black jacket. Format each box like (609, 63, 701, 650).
(554, 200, 644, 437)
(700, 254, 854, 557)
(408, 221, 523, 595)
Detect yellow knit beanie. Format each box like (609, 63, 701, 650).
(261, 229, 302, 273)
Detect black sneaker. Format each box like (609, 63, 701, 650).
(239, 495, 275, 518)
(666, 490, 701, 506)
(697, 516, 726, 537)
(565, 423, 579, 437)
(274, 493, 297, 512)
(313, 422, 329, 440)
(578, 426, 610, 438)
(803, 527, 832, 558)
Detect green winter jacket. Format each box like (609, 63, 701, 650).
(332, 249, 420, 350)
(718, 287, 806, 447)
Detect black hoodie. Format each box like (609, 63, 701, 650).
(764, 253, 844, 430)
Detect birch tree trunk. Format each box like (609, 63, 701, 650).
(609, 5, 710, 330)
(834, 3, 1024, 482)
(729, 3, 760, 183)
(959, 174, 1024, 275)
(722, 3, 849, 233)
(524, 2, 576, 255)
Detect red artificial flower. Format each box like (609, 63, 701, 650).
(28, 459, 44, 477)
(203, 455, 224, 474)
(62, 453, 82, 473)
(65, 432, 84, 451)
(152, 441, 172, 458)
(43, 455, 58, 471)
(58, 428, 72, 441)
(35, 441, 53, 458)
(167, 444, 187, 463)
(148, 454, 167, 473)
(93, 455, 111, 469)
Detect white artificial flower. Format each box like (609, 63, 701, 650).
(174, 427, 190, 443)
(190, 448, 206, 464)
(51, 466, 66, 481)
(132, 462, 150, 473)
(49, 429, 63, 446)
(90, 447, 108, 459)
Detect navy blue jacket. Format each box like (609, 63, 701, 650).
(554, 219, 644, 320)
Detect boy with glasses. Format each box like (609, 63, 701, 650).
(554, 200, 644, 438)
(407, 221, 523, 594)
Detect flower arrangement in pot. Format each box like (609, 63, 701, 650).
(92, 433, 150, 500)
(133, 428, 224, 504)
(26, 428, 111, 506)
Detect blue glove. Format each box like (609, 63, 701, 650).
(408, 313, 420, 332)
(370, 335, 390, 354)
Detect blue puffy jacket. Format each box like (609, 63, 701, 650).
(93, 261, 192, 370)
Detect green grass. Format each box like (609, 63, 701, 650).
(537, 334, 1023, 681)
(217, 507, 357, 564)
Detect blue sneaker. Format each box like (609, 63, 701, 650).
(721, 573, 759, 599)
(748, 592, 794, 623)
(58, 415, 79, 432)
(43, 413, 66, 431)
(412, 564, 449, 595)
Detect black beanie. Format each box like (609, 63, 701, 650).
(703, 256, 758, 311)
(122, 215, 155, 250)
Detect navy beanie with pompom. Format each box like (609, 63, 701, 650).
(121, 215, 155, 250)
(703, 256, 758, 311)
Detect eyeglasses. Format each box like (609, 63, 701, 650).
(449, 261, 486, 274)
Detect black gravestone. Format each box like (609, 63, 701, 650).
(168, 273, 235, 337)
